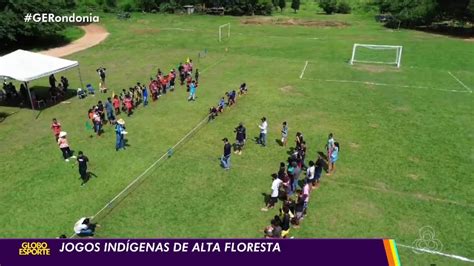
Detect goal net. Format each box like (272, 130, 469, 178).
(218, 23, 230, 42)
(350, 44, 403, 68)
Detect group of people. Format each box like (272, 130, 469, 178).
(1, 74, 69, 108)
(51, 118, 92, 186)
(209, 83, 247, 122)
(218, 115, 341, 238)
(262, 132, 340, 238)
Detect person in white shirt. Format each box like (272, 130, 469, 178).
(257, 117, 268, 147)
(306, 161, 315, 187)
(261, 176, 282, 211)
(74, 217, 99, 237)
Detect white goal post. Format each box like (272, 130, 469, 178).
(218, 23, 230, 42)
(350, 43, 403, 68)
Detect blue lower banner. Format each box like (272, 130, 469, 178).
(0, 239, 401, 265)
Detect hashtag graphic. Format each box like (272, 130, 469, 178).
(24, 13, 32, 22)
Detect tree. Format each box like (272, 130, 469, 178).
(0, 0, 67, 50)
(291, 0, 299, 13)
(278, 0, 285, 12)
(318, 0, 337, 14)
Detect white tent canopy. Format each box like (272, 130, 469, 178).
(0, 49, 83, 109)
(0, 49, 79, 82)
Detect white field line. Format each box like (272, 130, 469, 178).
(397, 244, 474, 263)
(299, 61, 309, 79)
(301, 77, 471, 94)
(200, 56, 227, 73)
(448, 71, 473, 93)
(70, 115, 209, 238)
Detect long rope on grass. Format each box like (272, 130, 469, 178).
(69, 114, 210, 238)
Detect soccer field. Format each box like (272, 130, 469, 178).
(0, 9, 473, 265)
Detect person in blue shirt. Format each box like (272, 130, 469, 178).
(217, 97, 225, 112)
(115, 119, 126, 151)
(188, 80, 196, 101)
(142, 85, 148, 106)
(105, 97, 115, 124)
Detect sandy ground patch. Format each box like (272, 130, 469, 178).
(40, 24, 109, 58)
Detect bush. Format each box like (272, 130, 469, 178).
(135, 0, 159, 12)
(121, 2, 133, 12)
(105, 0, 117, 8)
(319, 0, 337, 14)
(159, 0, 181, 13)
(337, 0, 351, 14)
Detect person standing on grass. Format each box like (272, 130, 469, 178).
(327, 142, 340, 176)
(281, 121, 288, 147)
(49, 74, 56, 90)
(298, 141, 307, 168)
(234, 122, 246, 155)
(306, 160, 315, 186)
(97, 100, 105, 122)
(261, 175, 282, 211)
(51, 118, 62, 141)
(142, 84, 148, 106)
(313, 153, 325, 187)
(221, 138, 232, 170)
(257, 117, 268, 147)
(96, 67, 107, 92)
(115, 119, 127, 151)
(295, 132, 304, 150)
(302, 179, 311, 216)
(188, 80, 197, 101)
(57, 131, 75, 162)
(77, 151, 89, 186)
(93, 109, 102, 136)
(293, 189, 306, 227)
(290, 161, 301, 195)
(105, 97, 115, 124)
(124, 95, 133, 117)
(326, 133, 335, 161)
(112, 95, 121, 115)
(217, 97, 225, 112)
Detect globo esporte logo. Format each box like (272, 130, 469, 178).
(19, 242, 51, 255)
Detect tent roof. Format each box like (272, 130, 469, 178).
(0, 49, 78, 82)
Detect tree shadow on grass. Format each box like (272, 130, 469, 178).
(0, 111, 16, 123)
(0, 86, 77, 110)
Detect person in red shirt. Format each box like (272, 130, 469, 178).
(160, 76, 168, 94)
(113, 95, 121, 115)
(124, 95, 133, 117)
(51, 118, 62, 141)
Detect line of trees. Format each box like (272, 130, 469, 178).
(0, 1, 67, 51)
(372, 0, 474, 27)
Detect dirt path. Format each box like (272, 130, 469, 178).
(40, 24, 109, 58)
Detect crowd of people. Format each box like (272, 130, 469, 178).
(49, 58, 212, 190)
(262, 132, 340, 238)
(45, 56, 340, 238)
(217, 113, 341, 238)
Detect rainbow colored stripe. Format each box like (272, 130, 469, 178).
(383, 239, 402, 266)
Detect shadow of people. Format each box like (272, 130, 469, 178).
(275, 139, 282, 146)
(317, 151, 328, 161)
(81, 172, 98, 186)
(286, 147, 295, 155)
(261, 193, 270, 204)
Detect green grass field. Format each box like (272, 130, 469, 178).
(0, 5, 473, 265)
